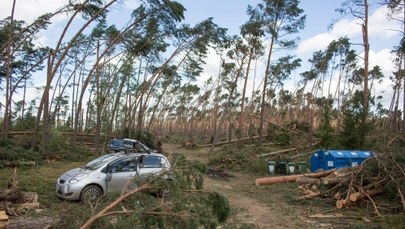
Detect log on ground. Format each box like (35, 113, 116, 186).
(255, 169, 335, 186)
(349, 187, 384, 202)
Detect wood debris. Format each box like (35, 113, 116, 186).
(0, 168, 42, 228)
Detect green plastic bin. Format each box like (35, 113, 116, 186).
(298, 161, 307, 174)
(287, 162, 296, 175)
(267, 161, 276, 176)
(278, 161, 287, 175)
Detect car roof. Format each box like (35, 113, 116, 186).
(109, 151, 166, 158)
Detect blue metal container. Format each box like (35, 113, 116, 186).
(310, 150, 374, 172)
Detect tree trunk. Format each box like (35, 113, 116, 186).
(2, 0, 17, 138)
(94, 41, 101, 150)
(259, 38, 275, 143)
(239, 50, 254, 142)
(361, 0, 369, 146)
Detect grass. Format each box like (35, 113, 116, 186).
(0, 160, 88, 211)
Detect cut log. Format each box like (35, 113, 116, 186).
(321, 177, 344, 185)
(336, 198, 353, 209)
(336, 187, 354, 209)
(256, 174, 302, 186)
(255, 169, 335, 186)
(0, 211, 8, 221)
(296, 176, 320, 185)
(349, 187, 384, 202)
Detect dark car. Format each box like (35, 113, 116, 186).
(107, 139, 126, 152)
(108, 138, 158, 153)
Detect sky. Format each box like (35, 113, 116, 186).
(0, 0, 402, 111)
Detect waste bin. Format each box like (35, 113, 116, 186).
(298, 161, 307, 174)
(267, 161, 276, 176)
(287, 162, 296, 175)
(278, 161, 286, 175)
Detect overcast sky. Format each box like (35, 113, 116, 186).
(0, 0, 402, 109)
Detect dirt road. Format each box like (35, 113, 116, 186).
(162, 143, 318, 228)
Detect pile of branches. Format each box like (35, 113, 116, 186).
(208, 145, 266, 173)
(296, 153, 405, 216)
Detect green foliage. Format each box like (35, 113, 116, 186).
(172, 153, 206, 190)
(12, 115, 36, 131)
(338, 91, 369, 149)
(0, 138, 13, 147)
(0, 144, 42, 166)
(209, 192, 230, 223)
(318, 97, 336, 148)
(273, 129, 291, 146)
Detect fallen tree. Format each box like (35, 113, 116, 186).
(255, 169, 336, 186)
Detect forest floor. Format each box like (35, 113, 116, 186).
(0, 143, 393, 228)
(162, 143, 378, 229)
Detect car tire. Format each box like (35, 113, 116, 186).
(80, 185, 102, 202)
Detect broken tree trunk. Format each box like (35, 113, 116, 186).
(255, 169, 335, 186)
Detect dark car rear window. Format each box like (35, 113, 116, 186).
(111, 139, 124, 146)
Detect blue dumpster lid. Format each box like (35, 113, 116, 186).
(314, 150, 374, 158)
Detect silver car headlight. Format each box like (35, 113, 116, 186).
(69, 174, 88, 184)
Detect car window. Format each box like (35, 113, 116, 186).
(133, 143, 147, 152)
(86, 154, 121, 170)
(142, 156, 162, 168)
(111, 139, 124, 147)
(109, 157, 138, 173)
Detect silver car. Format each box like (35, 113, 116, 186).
(56, 152, 171, 201)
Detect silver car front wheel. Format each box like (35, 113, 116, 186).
(80, 185, 102, 202)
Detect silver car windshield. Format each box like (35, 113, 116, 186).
(85, 154, 121, 170)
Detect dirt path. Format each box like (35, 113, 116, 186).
(163, 143, 314, 228)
